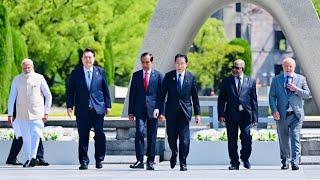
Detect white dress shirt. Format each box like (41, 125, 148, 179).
(176, 70, 186, 88)
(83, 66, 93, 89)
(284, 73, 294, 111)
(143, 69, 152, 83)
(234, 74, 244, 90)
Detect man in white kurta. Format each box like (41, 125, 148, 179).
(7, 59, 52, 167)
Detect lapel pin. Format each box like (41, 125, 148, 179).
(173, 77, 175, 80)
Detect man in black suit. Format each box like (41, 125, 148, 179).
(154, 53, 201, 171)
(217, 59, 258, 170)
(66, 48, 112, 170)
(128, 52, 163, 170)
(6, 103, 49, 166)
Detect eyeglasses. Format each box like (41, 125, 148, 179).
(233, 66, 242, 70)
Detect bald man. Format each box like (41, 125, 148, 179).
(269, 58, 311, 170)
(218, 59, 258, 170)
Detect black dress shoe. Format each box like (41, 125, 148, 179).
(170, 157, 177, 169)
(29, 158, 38, 167)
(180, 165, 187, 171)
(79, 163, 88, 170)
(37, 159, 50, 166)
(243, 160, 251, 169)
(6, 159, 22, 165)
(281, 164, 289, 170)
(129, 161, 144, 169)
(146, 163, 154, 170)
(96, 162, 103, 169)
(23, 160, 30, 168)
(292, 164, 299, 170)
(228, 165, 239, 170)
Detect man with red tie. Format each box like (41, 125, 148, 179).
(128, 52, 163, 170)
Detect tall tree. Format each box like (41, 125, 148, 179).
(188, 18, 243, 91)
(229, 38, 252, 76)
(104, 35, 115, 85)
(0, 4, 14, 112)
(3, 0, 157, 104)
(11, 28, 28, 75)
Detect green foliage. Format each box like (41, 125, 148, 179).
(3, 0, 157, 104)
(0, 4, 14, 113)
(11, 28, 28, 75)
(228, 38, 252, 76)
(108, 103, 124, 117)
(312, 0, 320, 16)
(188, 18, 243, 90)
(218, 131, 228, 141)
(104, 35, 115, 85)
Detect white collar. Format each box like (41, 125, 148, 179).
(176, 70, 186, 77)
(143, 69, 152, 75)
(234, 74, 244, 79)
(284, 73, 294, 78)
(83, 66, 93, 72)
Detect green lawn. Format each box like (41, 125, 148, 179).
(35, 103, 124, 117)
(108, 103, 124, 117)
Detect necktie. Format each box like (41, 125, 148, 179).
(285, 76, 292, 94)
(87, 70, 92, 90)
(87, 70, 93, 108)
(177, 74, 182, 91)
(237, 76, 241, 93)
(144, 71, 149, 92)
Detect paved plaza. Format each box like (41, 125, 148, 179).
(1, 162, 320, 180)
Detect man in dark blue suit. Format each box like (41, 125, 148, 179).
(128, 52, 163, 170)
(66, 48, 112, 170)
(154, 54, 201, 171)
(217, 59, 258, 170)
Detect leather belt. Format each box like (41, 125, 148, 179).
(286, 111, 294, 117)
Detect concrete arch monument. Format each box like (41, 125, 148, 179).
(123, 0, 320, 115)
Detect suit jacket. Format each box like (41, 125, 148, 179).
(269, 73, 311, 121)
(66, 65, 112, 117)
(217, 75, 258, 123)
(128, 69, 163, 119)
(156, 70, 200, 121)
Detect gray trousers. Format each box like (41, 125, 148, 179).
(276, 113, 303, 165)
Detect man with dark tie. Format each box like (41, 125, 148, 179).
(128, 52, 163, 170)
(217, 59, 258, 170)
(66, 48, 112, 170)
(153, 53, 201, 171)
(269, 58, 311, 170)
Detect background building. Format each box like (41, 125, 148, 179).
(214, 3, 297, 86)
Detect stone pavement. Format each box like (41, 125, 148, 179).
(0, 162, 320, 180)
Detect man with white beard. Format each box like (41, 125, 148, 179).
(7, 59, 52, 167)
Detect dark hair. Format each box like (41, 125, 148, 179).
(140, 52, 153, 62)
(82, 48, 95, 57)
(174, 53, 188, 63)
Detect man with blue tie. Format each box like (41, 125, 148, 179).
(128, 52, 163, 170)
(153, 54, 201, 171)
(66, 48, 112, 170)
(269, 58, 311, 170)
(217, 59, 258, 170)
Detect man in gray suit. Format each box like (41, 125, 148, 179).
(269, 57, 311, 170)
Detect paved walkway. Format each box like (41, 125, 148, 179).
(0, 162, 319, 180)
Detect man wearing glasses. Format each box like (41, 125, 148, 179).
(217, 59, 258, 170)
